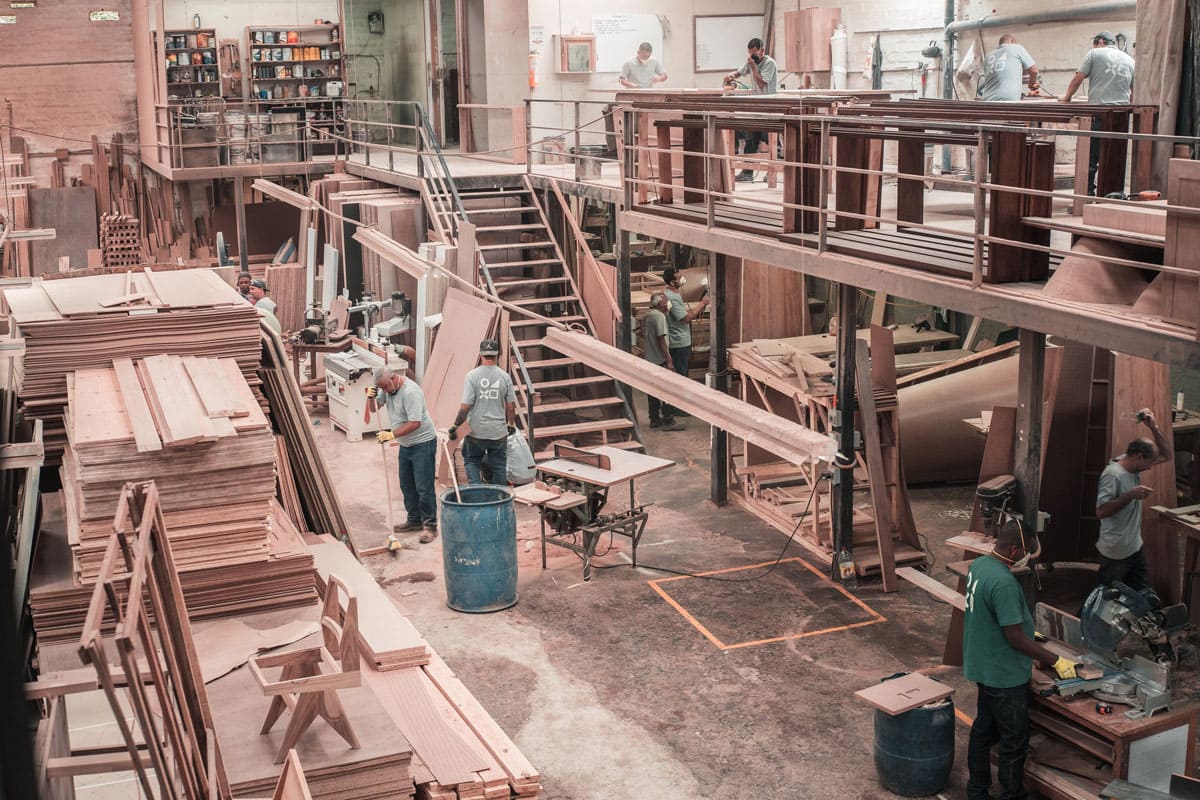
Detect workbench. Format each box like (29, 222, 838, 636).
(1027, 690, 1197, 795)
(515, 446, 674, 580)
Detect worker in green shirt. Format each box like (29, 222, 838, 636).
(964, 521, 1077, 800)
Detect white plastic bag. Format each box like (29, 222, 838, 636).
(506, 430, 537, 485)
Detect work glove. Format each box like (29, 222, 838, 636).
(507, 424, 517, 436)
(1051, 657, 1078, 680)
(447, 426, 458, 441)
(376, 430, 395, 444)
(365, 386, 378, 399)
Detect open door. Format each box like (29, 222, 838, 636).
(427, 0, 460, 147)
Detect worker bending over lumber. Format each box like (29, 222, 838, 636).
(368, 367, 439, 542)
(1095, 408, 1171, 590)
(978, 34, 1038, 102)
(618, 42, 667, 89)
(449, 339, 516, 485)
(965, 521, 1077, 800)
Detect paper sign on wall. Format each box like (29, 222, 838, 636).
(592, 14, 663, 74)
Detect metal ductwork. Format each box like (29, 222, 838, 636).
(944, 0, 1136, 37)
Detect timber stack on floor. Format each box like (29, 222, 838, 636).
(28, 353, 317, 645)
(310, 540, 543, 800)
(1, 268, 260, 461)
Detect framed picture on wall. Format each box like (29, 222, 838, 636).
(557, 35, 596, 74)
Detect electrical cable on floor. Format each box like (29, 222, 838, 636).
(581, 475, 832, 583)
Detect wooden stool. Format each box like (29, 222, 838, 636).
(249, 575, 362, 764)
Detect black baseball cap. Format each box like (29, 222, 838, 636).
(479, 339, 500, 356)
(1093, 31, 1115, 43)
(250, 279, 268, 291)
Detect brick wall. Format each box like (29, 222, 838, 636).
(0, 0, 137, 185)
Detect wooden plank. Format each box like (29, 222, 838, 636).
(422, 650, 540, 789)
(896, 139, 925, 228)
(552, 442, 611, 470)
(898, 567, 966, 611)
(853, 672, 955, 716)
(182, 357, 245, 419)
(855, 339, 898, 592)
(1162, 158, 1200, 327)
(112, 358, 163, 453)
(987, 130, 1028, 283)
(359, 665, 487, 787)
(309, 541, 430, 668)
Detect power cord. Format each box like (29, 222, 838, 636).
(582, 475, 831, 583)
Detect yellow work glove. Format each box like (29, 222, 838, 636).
(376, 430, 395, 443)
(365, 386, 378, 399)
(1051, 657, 1077, 680)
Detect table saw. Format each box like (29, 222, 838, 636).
(514, 444, 674, 580)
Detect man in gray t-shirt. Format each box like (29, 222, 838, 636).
(619, 42, 667, 89)
(642, 292, 682, 430)
(370, 367, 439, 541)
(726, 38, 779, 182)
(1060, 32, 1135, 194)
(978, 34, 1038, 102)
(450, 339, 517, 485)
(1094, 409, 1171, 590)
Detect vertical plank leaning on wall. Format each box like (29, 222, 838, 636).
(1110, 353, 1179, 603)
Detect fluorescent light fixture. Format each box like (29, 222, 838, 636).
(10, 2, 36, 8)
(252, 179, 318, 211)
(89, 9, 118, 20)
(0, 15, 15, 22)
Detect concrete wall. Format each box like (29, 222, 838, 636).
(527, 0, 766, 147)
(0, 0, 138, 185)
(164, 0, 340, 41)
(770, 0, 1136, 100)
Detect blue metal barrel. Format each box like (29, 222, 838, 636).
(439, 485, 518, 613)
(873, 677, 955, 796)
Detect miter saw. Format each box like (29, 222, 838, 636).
(1036, 584, 1189, 719)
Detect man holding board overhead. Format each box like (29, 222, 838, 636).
(618, 42, 668, 88)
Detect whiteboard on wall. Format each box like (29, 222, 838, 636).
(592, 14, 663, 73)
(694, 14, 765, 73)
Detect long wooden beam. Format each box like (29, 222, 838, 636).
(619, 211, 1200, 369)
(542, 329, 838, 465)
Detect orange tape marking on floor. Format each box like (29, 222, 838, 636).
(648, 556, 887, 651)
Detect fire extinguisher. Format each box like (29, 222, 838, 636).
(529, 52, 539, 89)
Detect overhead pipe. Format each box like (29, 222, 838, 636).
(944, 0, 1136, 37)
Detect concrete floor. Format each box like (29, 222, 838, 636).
(312, 395, 1102, 800)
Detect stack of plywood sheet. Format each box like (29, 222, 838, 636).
(212, 661, 417, 800)
(358, 193, 423, 300)
(264, 262, 306, 333)
(1, 268, 260, 459)
(312, 541, 542, 799)
(29, 497, 316, 645)
(61, 355, 277, 583)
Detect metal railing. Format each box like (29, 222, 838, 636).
(157, 98, 348, 169)
(525, 99, 619, 185)
(617, 102, 1200, 335)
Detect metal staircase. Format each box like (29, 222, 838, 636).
(414, 109, 642, 459)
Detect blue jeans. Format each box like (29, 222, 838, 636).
(968, 683, 1030, 800)
(667, 346, 690, 416)
(398, 437, 437, 526)
(463, 436, 507, 485)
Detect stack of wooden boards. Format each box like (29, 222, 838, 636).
(1, 268, 261, 460)
(62, 355, 277, 582)
(29, 496, 316, 645)
(311, 541, 542, 800)
(29, 353, 318, 645)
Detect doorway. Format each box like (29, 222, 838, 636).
(428, 0, 460, 147)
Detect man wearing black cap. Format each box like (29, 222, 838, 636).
(662, 267, 711, 399)
(248, 279, 282, 334)
(449, 339, 517, 485)
(1060, 32, 1135, 195)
